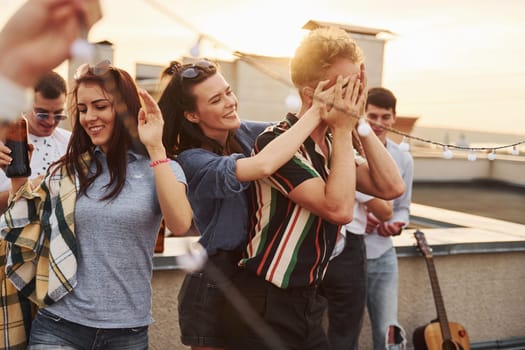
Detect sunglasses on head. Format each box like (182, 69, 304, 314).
(180, 60, 216, 80)
(33, 110, 67, 122)
(74, 59, 113, 80)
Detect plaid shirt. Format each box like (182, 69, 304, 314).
(0, 161, 80, 348)
(0, 240, 33, 350)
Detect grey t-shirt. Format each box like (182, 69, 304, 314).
(45, 150, 186, 328)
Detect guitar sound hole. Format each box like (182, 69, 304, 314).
(442, 339, 463, 350)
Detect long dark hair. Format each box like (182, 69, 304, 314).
(55, 65, 142, 200)
(158, 60, 242, 156)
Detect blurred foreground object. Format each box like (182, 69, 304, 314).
(0, 0, 102, 121)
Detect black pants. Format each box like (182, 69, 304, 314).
(178, 249, 241, 347)
(320, 232, 367, 350)
(222, 269, 330, 350)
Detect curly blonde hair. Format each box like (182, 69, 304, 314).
(290, 26, 364, 88)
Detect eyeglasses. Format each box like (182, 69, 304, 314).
(33, 110, 68, 122)
(74, 59, 113, 80)
(180, 60, 216, 80)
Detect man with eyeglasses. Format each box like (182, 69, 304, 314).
(0, 71, 71, 213)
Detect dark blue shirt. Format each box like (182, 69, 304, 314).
(177, 120, 271, 255)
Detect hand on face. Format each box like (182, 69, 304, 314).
(322, 72, 366, 132)
(357, 64, 368, 116)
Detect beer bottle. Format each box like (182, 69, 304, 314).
(155, 219, 166, 253)
(5, 116, 31, 178)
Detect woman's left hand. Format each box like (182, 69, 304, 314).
(137, 89, 166, 157)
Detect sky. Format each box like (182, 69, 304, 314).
(2, 0, 525, 137)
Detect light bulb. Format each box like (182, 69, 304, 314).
(285, 93, 301, 111)
(512, 146, 520, 156)
(399, 137, 410, 152)
(189, 36, 202, 58)
(176, 242, 207, 273)
(357, 118, 371, 137)
(487, 150, 496, 161)
(70, 39, 94, 62)
(443, 146, 453, 159)
(467, 150, 477, 161)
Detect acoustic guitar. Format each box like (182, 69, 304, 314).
(412, 230, 470, 350)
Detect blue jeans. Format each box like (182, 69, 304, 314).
(320, 232, 367, 350)
(28, 309, 149, 350)
(367, 247, 406, 350)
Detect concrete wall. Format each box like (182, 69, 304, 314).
(148, 251, 525, 349)
(413, 153, 525, 187)
(360, 251, 525, 349)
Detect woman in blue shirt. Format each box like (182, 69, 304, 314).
(158, 59, 334, 350)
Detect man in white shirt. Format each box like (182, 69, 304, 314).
(364, 87, 413, 350)
(322, 185, 393, 350)
(0, 72, 71, 212)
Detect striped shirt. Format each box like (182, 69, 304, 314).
(241, 113, 340, 289)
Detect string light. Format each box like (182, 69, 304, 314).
(357, 118, 371, 136)
(443, 146, 453, 159)
(487, 150, 496, 161)
(467, 150, 477, 162)
(144, 0, 525, 160)
(399, 136, 410, 152)
(70, 39, 94, 62)
(189, 35, 202, 57)
(176, 241, 207, 272)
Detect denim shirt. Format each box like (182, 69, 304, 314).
(177, 120, 271, 256)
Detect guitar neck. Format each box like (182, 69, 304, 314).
(424, 255, 452, 341)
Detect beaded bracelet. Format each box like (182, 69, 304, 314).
(149, 158, 170, 168)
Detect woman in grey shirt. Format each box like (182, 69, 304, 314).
(0, 60, 193, 349)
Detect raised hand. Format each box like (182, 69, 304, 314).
(137, 89, 166, 158)
(308, 79, 332, 118)
(322, 74, 365, 132)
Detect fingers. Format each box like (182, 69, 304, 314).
(138, 108, 146, 125)
(139, 89, 161, 114)
(345, 75, 360, 106)
(138, 89, 163, 124)
(377, 223, 390, 237)
(360, 64, 368, 89)
(377, 222, 404, 237)
(332, 75, 345, 107)
(0, 141, 13, 167)
(357, 65, 368, 115)
(314, 79, 330, 94)
(365, 221, 378, 234)
(367, 212, 380, 225)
